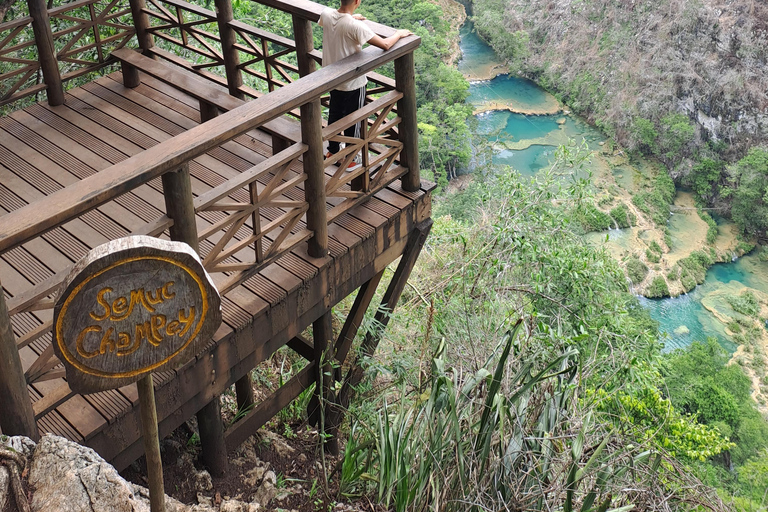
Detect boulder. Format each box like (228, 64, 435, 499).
(29, 435, 148, 512)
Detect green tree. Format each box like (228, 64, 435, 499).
(726, 147, 768, 237)
(658, 113, 695, 166)
(686, 158, 723, 203)
(631, 117, 658, 153)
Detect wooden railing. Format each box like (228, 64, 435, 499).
(0, 0, 135, 106)
(0, 0, 421, 442)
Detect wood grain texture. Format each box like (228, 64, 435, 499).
(52, 236, 222, 393)
(0, 281, 39, 439)
(137, 375, 165, 512)
(394, 53, 420, 192)
(0, 38, 420, 254)
(27, 0, 64, 106)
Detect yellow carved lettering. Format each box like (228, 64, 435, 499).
(178, 307, 195, 338)
(162, 281, 175, 300)
(76, 325, 102, 358)
(99, 327, 116, 355)
(111, 296, 128, 317)
(166, 320, 181, 336)
(146, 288, 163, 306)
(135, 321, 150, 346)
(89, 288, 112, 321)
(117, 331, 140, 357)
(149, 314, 166, 346)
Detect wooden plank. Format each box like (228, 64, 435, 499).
(111, 49, 302, 142)
(0, 36, 421, 252)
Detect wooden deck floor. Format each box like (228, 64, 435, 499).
(0, 71, 432, 469)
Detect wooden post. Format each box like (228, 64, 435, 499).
(128, 0, 155, 53)
(234, 375, 254, 412)
(213, 0, 244, 100)
(327, 220, 433, 440)
(394, 52, 420, 192)
(199, 101, 219, 123)
(0, 281, 38, 440)
(162, 164, 199, 253)
(308, 312, 336, 453)
(161, 165, 228, 476)
(28, 0, 64, 106)
(121, 61, 141, 88)
(137, 375, 165, 512)
(293, 15, 327, 258)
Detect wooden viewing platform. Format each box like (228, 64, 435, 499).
(0, 0, 432, 473)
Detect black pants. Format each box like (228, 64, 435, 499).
(327, 86, 366, 155)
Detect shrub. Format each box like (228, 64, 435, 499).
(647, 276, 670, 298)
(575, 202, 613, 231)
(681, 275, 697, 292)
(646, 249, 660, 263)
(698, 210, 719, 245)
(626, 257, 648, 284)
(667, 267, 679, 281)
(727, 291, 760, 318)
(677, 250, 713, 291)
(609, 203, 636, 228)
(649, 240, 663, 254)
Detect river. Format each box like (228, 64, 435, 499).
(458, 21, 768, 356)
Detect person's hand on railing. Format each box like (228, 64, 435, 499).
(368, 29, 413, 51)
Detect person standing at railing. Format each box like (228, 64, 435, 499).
(319, 0, 412, 166)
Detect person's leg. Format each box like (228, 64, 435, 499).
(327, 89, 345, 155)
(341, 86, 366, 146)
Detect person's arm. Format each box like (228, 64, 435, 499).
(367, 29, 412, 51)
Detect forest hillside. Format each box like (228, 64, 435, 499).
(473, 0, 768, 237)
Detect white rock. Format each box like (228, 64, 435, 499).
(261, 431, 295, 458)
(220, 499, 260, 512)
(196, 492, 213, 507)
(0, 466, 8, 512)
(194, 469, 213, 492)
(29, 435, 147, 512)
(251, 474, 277, 508)
(242, 465, 267, 487)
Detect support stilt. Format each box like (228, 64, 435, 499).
(326, 219, 432, 438)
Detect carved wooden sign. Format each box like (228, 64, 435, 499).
(53, 236, 222, 394)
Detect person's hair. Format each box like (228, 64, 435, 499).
(340, 0, 357, 6)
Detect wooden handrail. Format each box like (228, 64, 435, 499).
(256, 0, 397, 37)
(0, 34, 420, 254)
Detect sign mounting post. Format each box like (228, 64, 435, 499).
(54, 236, 222, 512)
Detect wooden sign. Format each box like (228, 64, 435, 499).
(53, 236, 222, 394)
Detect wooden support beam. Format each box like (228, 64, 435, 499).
(287, 335, 314, 361)
(293, 15, 327, 258)
(137, 375, 165, 512)
(234, 374, 255, 413)
(128, 0, 154, 53)
(28, 0, 64, 106)
(162, 165, 228, 475)
(394, 52, 420, 192)
(326, 219, 432, 435)
(308, 311, 336, 453)
(213, 0, 244, 99)
(121, 61, 140, 89)
(0, 282, 38, 440)
(199, 101, 219, 123)
(333, 269, 385, 371)
(225, 364, 314, 452)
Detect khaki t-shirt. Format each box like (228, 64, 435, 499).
(319, 8, 376, 91)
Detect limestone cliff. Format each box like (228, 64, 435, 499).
(472, 0, 768, 171)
